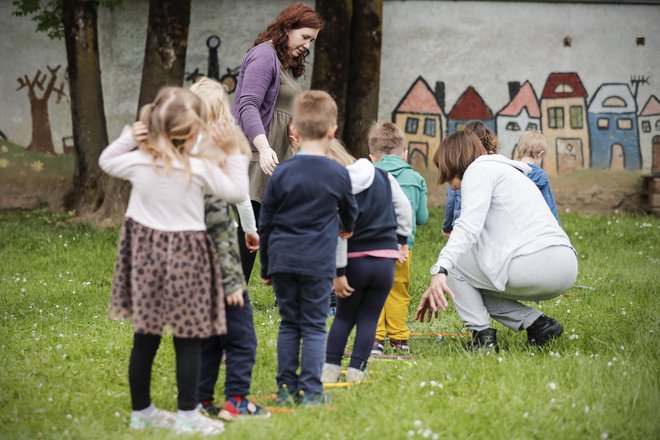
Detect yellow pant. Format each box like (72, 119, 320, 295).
(376, 250, 412, 341)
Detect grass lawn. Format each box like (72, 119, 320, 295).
(0, 208, 658, 439)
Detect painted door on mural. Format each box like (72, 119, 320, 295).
(556, 138, 583, 173)
(653, 136, 660, 174)
(610, 144, 625, 171)
(408, 142, 429, 170)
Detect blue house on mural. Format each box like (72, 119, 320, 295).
(587, 83, 641, 170)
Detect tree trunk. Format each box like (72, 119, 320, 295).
(28, 96, 55, 154)
(62, 0, 128, 225)
(136, 0, 191, 112)
(343, 0, 383, 159)
(311, 0, 352, 138)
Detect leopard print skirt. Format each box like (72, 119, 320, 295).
(109, 217, 227, 338)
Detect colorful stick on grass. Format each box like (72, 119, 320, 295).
(410, 332, 469, 338)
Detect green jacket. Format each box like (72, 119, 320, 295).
(374, 155, 428, 248)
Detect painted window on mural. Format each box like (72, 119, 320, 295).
(456, 123, 465, 132)
(405, 117, 419, 134)
(526, 122, 538, 131)
(423, 118, 436, 137)
(641, 121, 651, 132)
(656, 120, 660, 131)
(506, 122, 520, 131)
(570, 106, 583, 129)
(617, 118, 633, 130)
(554, 83, 574, 94)
(548, 107, 564, 129)
(598, 118, 609, 129)
(603, 96, 626, 107)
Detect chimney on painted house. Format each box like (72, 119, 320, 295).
(508, 81, 521, 100)
(435, 81, 445, 111)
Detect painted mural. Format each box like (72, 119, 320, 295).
(394, 72, 658, 175)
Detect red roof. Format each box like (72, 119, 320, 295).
(640, 95, 660, 116)
(395, 76, 443, 114)
(448, 86, 493, 120)
(541, 72, 588, 99)
(498, 81, 540, 118)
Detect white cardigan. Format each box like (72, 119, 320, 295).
(99, 126, 249, 231)
(435, 155, 573, 291)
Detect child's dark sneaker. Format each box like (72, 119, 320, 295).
(274, 385, 298, 407)
(198, 400, 221, 418)
(467, 328, 500, 354)
(370, 339, 385, 356)
(299, 391, 330, 407)
(390, 339, 411, 353)
(218, 396, 271, 421)
(527, 315, 563, 346)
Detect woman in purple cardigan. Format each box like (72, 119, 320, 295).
(233, 3, 323, 281)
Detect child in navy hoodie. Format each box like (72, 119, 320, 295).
(259, 91, 357, 405)
(321, 141, 412, 383)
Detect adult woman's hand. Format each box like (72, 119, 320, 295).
(415, 274, 454, 322)
(259, 147, 279, 175)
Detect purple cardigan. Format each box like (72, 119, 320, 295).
(232, 42, 281, 152)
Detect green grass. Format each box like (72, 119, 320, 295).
(0, 208, 658, 439)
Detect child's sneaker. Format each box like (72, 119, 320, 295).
(199, 400, 221, 418)
(370, 339, 385, 356)
(218, 396, 271, 421)
(299, 391, 330, 407)
(321, 362, 341, 383)
(274, 385, 299, 407)
(174, 406, 225, 436)
(390, 339, 411, 353)
(129, 406, 176, 430)
(345, 367, 366, 383)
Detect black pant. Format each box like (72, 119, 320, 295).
(128, 333, 202, 411)
(237, 200, 261, 283)
(198, 291, 258, 401)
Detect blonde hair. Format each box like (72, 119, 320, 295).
(516, 131, 547, 159)
(190, 76, 233, 125)
(327, 139, 356, 166)
(138, 86, 206, 180)
(190, 76, 251, 158)
(433, 131, 487, 184)
(463, 120, 499, 154)
(293, 90, 337, 140)
(368, 121, 406, 161)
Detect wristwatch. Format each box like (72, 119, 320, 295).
(430, 264, 448, 276)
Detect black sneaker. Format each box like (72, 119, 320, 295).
(527, 315, 563, 347)
(468, 328, 500, 353)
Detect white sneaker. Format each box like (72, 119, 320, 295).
(174, 406, 225, 436)
(321, 363, 342, 383)
(129, 406, 176, 430)
(345, 367, 366, 383)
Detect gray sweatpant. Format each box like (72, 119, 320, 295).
(447, 246, 578, 332)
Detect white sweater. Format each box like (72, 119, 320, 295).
(99, 126, 249, 231)
(435, 155, 573, 291)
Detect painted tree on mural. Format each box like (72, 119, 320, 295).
(312, 0, 383, 158)
(16, 65, 66, 155)
(136, 0, 191, 113)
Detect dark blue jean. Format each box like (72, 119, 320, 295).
(198, 291, 257, 401)
(326, 257, 395, 370)
(272, 273, 331, 395)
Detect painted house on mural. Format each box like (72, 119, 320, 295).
(392, 76, 445, 169)
(496, 81, 541, 159)
(587, 84, 640, 171)
(447, 86, 495, 135)
(638, 95, 660, 174)
(540, 72, 590, 175)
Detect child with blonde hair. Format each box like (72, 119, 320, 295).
(322, 140, 412, 383)
(186, 77, 269, 420)
(368, 121, 428, 354)
(516, 131, 559, 222)
(100, 86, 249, 435)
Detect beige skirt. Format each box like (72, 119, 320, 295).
(108, 217, 227, 338)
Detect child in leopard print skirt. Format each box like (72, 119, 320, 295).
(99, 86, 249, 435)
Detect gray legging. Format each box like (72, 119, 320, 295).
(446, 245, 578, 332)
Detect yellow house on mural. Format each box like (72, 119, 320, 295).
(540, 72, 591, 175)
(391, 76, 445, 169)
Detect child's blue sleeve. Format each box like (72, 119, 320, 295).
(416, 178, 429, 226)
(442, 186, 456, 231)
(541, 185, 560, 223)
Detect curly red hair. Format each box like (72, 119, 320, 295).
(254, 3, 323, 79)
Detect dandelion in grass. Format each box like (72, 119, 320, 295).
(523, 412, 529, 418)
(30, 160, 44, 173)
(547, 382, 557, 391)
(584, 405, 590, 413)
(601, 433, 609, 440)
